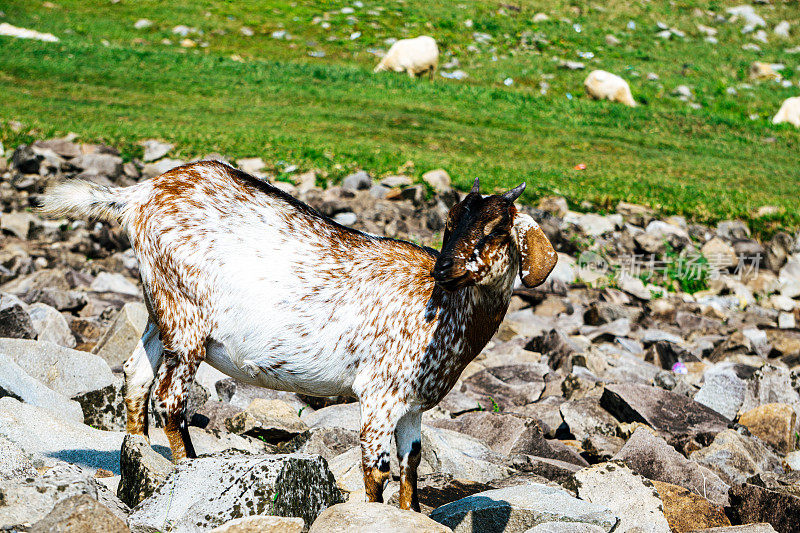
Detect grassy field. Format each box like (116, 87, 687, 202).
(1, 0, 799, 232)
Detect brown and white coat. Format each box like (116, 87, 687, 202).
(40, 160, 557, 511)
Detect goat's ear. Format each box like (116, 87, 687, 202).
(512, 213, 557, 288)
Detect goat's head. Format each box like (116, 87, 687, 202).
(432, 178, 557, 291)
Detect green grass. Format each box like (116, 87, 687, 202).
(1, 0, 799, 233)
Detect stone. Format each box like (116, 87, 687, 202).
(342, 170, 372, 191)
(211, 516, 304, 533)
(691, 526, 777, 532)
(422, 169, 451, 193)
(1, 212, 40, 240)
(225, 399, 308, 443)
(428, 412, 586, 466)
(302, 402, 360, 431)
(508, 455, 583, 484)
(429, 483, 618, 533)
(651, 480, 731, 532)
(72, 153, 123, 178)
(600, 383, 730, 447)
(0, 339, 124, 431)
(298, 427, 359, 462)
(140, 139, 174, 162)
(693, 363, 747, 420)
(218, 378, 310, 413)
(740, 365, 800, 422)
(89, 272, 139, 296)
(702, 238, 738, 269)
(738, 403, 796, 454)
(0, 296, 36, 339)
(116, 434, 174, 508)
(142, 158, 185, 178)
(33, 138, 81, 159)
(0, 353, 84, 423)
(527, 524, 606, 533)
(690, 429, 783, 485)
(571, 462, 670, 533)
(613, 427, 730, 506)
(457, 364, 548, 411)
(92, 302, 148, 368)
(749, 62, 779, 81)
(584, 302, 642, 326)
(565, 212, 619, 237)
(727, 483, 800, 533)
(11, 144, 42, 173)
(559, 398, 618, 442)
(538, 197, 568, 217)
(0, 435, 37, 481)
(127, 452, 343, 531)
(0, 463, 128, 529)
(29, 494, 129, 533)
(27, 302, 76, 348)
(310, 502, 449, 532)
(421, 425, 514, 484)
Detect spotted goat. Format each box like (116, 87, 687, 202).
(40, 161, 557, 511)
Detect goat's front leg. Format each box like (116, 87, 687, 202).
(359, 396, 408, 503)
(123, 320, 163, 439)
(395, 410, 422, 512)
(153, 346, 203, 462)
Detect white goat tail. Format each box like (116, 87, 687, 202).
(38, 180, 128, 223)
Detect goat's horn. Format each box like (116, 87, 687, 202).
(503, 182, 526, 202)
(470, 177, 480, 194)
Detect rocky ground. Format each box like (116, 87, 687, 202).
(0, 137, 799, 532)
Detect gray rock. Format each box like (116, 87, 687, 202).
(140, 139, 174, 162)
(89, 272, 139, 296)
(457, 364, 548, 411)
(571, 462, 670, 533)
(298, 427, 360, 462)
(218, 378, 310, 413)
(421, 425, 514, 484)
(0, 435, 37, 481)
(0, 463, 128, 529)
(507, 455, 583, 484)
(1, 212, 41, 240)
(128, 452, 343, 532)
(430, 483, 618, 533)
(740, 364, 800, 421)
(693, 363, 747, 420)
(72, 153, 123, 178)
(211, 515, 304, 532)
(600, 382, 730, 447)
(422, 169, 451, 193)
(225, 399, 308, 443)
(92, 302, 148, 368)
(333, 212, 357, 226)
(342, 171, 372, 191)
(29, 494, 129, 533)
(302, 402, 360, 432)
(10, 144, 42, 173)
(142, 158, 185, 178)
(309, 502, 450, 532)
(690, 429, 783, 485)
(690, 524, 777, 532)
(613, 427, 730, 506)
(526, 524, 606, 533)
(0, 338, 124, 431)
(559, 398, 618, 442)
(0, 353, 84, 423)
(117, 434, 174, 508)
(0, 294, 36, 339)
(27, 303, 76, 348)
(32, 138, 81, 159)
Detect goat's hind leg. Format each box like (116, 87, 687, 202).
(123, 320, 163, 439)
(395, 410, 422, 511)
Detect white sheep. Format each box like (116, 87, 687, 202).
(374, 36, 439, 79)
(773, 96, 800, 128)
(584, 70, 637, 107)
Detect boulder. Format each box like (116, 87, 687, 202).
(211, 515, 304, 533)
(342, 171, 372, 191)
(29, 494, 129, 533)
(0, 463, 128, 529)
(429, 483, 618, 533)
(310, 502, 450, 533)
(116, 434, 175, 508)
(690, 525, 777, 532)
(701, 238, 738, 269)
(613, 427, 730, 506)
(225, 399, 309, 443)
(693, 363, 747, 421)
(0, 353, 84, 423)
(0, 339, 124, 431)
(0, 435, 37, 481)
(727, 483, 800, 533)
(0, 295, 36, 339)
(651, 480, 730, 532)
(218, 378, 311, 413)
(301, 402, 360, 431)
(27, 303, 76, 348)
(740, 365, 800, 422)
(127, 452, 343, 531)
(297, 427, 360, 462)
(72, 153, 123, 178)
(508, 455, 583, 484)
(140, 139, 174, 162)
(421, 425, 514, 484)
(570, 462, 670, 533)
(738, 403, 797, 454)
(559, 398, 618, 442)
(526, 524, 606, 533)
(456, 364, 548, 411)
(690, 429, 783, 485)
(600, 383, 730, 447)
(422, 169, 451, 193)
(92, 302, 148, 368)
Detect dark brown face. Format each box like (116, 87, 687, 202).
(432, 180, 526, 291)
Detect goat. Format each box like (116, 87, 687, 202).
(40, 161, 557, 511)
(373, 36, 439, 79)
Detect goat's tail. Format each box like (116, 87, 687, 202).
(38, 180, 129, 224)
